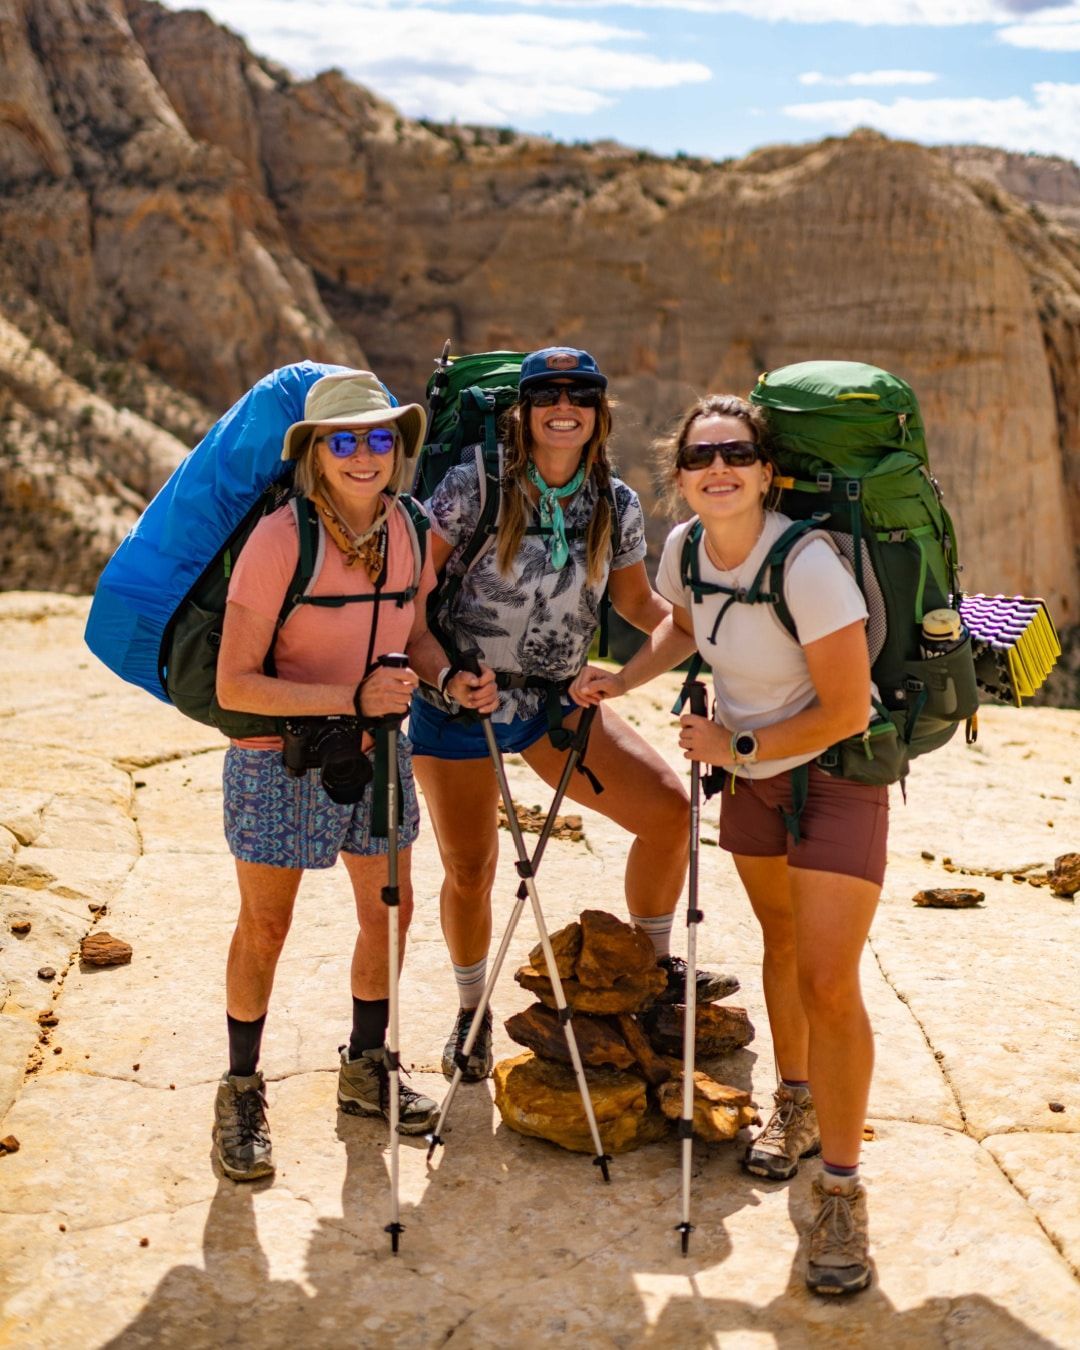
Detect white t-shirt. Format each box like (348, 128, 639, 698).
(656, 511, 869, 780)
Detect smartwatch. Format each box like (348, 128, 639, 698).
(731, 729, 759, 766)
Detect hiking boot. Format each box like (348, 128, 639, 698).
(806, 1178, 872, 1296)
(441, 1005, 494, 1082)
(213, 1070, 274, 1182)
(337, 1046, 438, 1135)
(656, 954, 740, 1005)
(742, 1085, 821, 1180)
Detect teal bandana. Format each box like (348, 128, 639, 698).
(526, 458, 586, 570)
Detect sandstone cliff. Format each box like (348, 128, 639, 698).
(0, 0, 1077, 654)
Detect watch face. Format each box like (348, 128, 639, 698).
(735, 732, 756, 757)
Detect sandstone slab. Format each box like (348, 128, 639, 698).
(493, 1051, 670, 1155)
(1, 618, 1079, 1347)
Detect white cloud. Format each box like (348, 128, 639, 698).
(158, 1, 710, 123)
(998, 20, 1080, 46)
(484, 0, 1078, 25)
(799, 70, 940, 85)
(783, 82, 1080, 160)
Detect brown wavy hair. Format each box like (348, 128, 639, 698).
(496, 393, 616, 585)
(653, 394, 779, 517)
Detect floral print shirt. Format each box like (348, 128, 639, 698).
(422, 456, 647, 723)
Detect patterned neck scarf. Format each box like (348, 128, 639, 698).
(311, 487, 389, 580)
(526, 457, 586, 570)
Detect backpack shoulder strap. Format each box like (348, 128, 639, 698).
(394, 493, 429, 590)
(768, 519, 845, 644)
(278, 496, 323, 627)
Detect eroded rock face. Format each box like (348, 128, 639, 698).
(0, 0, 1077, 632)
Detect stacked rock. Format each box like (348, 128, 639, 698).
(493, 910, 756, 1154)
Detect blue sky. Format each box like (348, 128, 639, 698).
(157, 1, 1080, 164)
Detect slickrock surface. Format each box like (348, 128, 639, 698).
(1, 591, 1079, 1347)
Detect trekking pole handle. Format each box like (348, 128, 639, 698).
(687, 682, 708, 718)
(375, 652, 410, 728)
(458, 647, 483, 680)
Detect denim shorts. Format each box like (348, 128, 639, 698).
(223, 739, 420, 868)
(407, 694, 559, 761)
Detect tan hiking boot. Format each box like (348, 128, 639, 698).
(742, 1085, 821, 1180)
(806, 1178, 872, 1296)
(213, 1071, 274, 1182)
(337, 1046, 438, 1135)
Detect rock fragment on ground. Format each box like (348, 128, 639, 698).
(912, 887, 986, 908)
(1048, 853, 1080, 898)
(657, 1070, 756, 1143)
(80, 932, 133, 966)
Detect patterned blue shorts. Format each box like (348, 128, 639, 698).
(223, 739, 420, 869)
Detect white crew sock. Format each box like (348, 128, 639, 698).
(452, 957, 488, 1010)
(628, 910, 675, 960)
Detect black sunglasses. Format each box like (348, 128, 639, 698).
(676, 440, 762, 471)
(523, 383, 603, 408)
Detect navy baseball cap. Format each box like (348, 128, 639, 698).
(519, 346, 607, 392)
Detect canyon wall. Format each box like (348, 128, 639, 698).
(0, 0, 1077, 630)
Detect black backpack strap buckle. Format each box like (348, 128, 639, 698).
(845, 480, 861, 502)
(816, 472, 833, 491)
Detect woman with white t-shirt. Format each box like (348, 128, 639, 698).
(574, 393, 886, 1298)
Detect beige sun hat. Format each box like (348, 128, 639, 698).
(281, 370, 427, 461)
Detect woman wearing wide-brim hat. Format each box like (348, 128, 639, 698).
(211, 369, 497, 1183)
(411, 346, 737, 1086)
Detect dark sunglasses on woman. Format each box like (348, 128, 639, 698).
(524, 383, 603, 408)
(676, 440, 762, 471)
(319, 427, 398, 457)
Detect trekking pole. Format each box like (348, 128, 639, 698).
(427, 702, 598, 1162)
(676, 679, 708, 1255)
(377, 652, 410, 1254)
(427, 662, 610, 1181)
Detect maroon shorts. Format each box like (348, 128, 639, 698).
(716, 763, 888, 887)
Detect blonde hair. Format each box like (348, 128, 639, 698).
(496, 395, 615, 585)
(292, 426, 408, 502)
(653, 394, 779, 517)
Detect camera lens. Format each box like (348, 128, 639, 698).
(319, 747, 373, 805)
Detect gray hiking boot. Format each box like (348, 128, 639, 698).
(742, 1085, 821, 1180)
(337, 1046, 438, 1135)
(441, 1005, 494, 1081)
(806, 1177, 872, 1296)
(213, 1070, 274, 1182)
(656, 954, 740, 1004)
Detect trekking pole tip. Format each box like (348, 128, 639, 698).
(676, 1221, 693, 1256)
(425, 1132, 443, 1162)
(385, 1221, 404, 1254)
(593, 1152, 612, 1184)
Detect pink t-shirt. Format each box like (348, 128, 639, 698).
(225, 500, 436, 749)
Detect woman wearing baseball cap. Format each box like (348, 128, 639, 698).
(411, 346, 737, 1083)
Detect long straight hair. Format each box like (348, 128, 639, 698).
(497, 396, 615, 584)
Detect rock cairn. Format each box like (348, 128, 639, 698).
(493, 910, 756, 1154)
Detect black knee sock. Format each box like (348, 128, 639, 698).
(349, 998, 389, 1059)
(227, 1013, 266, 1078)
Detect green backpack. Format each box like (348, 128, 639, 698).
(414, 345, 621, 677)
(680, 360, 977, 804)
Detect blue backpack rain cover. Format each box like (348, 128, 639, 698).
(84, 361, 354, 702)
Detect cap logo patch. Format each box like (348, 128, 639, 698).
(546, 352, 579, 370)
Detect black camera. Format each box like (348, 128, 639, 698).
(280, 715, 372, 805)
